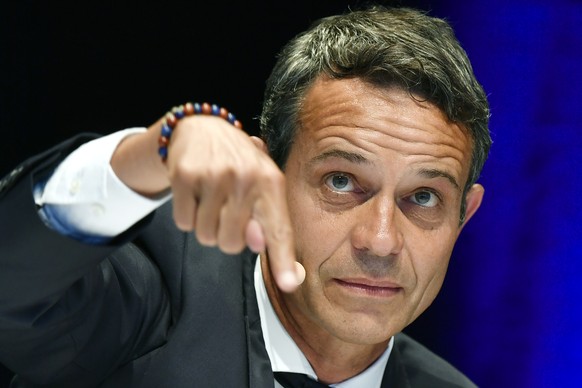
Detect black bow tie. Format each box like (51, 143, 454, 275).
(274, 372, 331, 388)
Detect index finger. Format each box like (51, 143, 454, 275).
(253, 174, 303, 292)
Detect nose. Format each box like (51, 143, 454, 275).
(350, 196, 404, 257)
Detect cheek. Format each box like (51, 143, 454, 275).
(288, 185, 320, 259)
(409, 231, 456, 315)
(287, 184, 351, 272)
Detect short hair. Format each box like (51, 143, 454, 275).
(259, 6, 491, 222)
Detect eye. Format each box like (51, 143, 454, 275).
(325, 173, 355, 192)
(409, 190, 439, 208)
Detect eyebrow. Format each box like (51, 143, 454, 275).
(417, 168, 461, 191)
(307, 150, 461, 191)
(308, 149, 371, 166)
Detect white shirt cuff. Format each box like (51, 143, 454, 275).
(35, 128, 171, 238)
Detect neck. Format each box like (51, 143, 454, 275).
(261, 257, 388, 384)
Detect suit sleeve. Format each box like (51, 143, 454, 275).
(0, 135, 172, 387)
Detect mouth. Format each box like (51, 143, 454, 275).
(333, 278, 402, 297)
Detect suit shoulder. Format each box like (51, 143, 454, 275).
(393, 333, 477, 388)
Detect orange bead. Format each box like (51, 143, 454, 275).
(219, 107, 229, 119)
(184, 102, 194, 116)
(201, 102, 212, 115)
(166, 113, 177, 128)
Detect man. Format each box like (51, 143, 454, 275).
(0, 6, 490, 387)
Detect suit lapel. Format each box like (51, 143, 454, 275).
(242, 252, 275, 387)
(380, 336, 411, 388)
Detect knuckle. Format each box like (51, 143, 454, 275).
(170, 164, 240, 193)
(219, 239, 245, 255)
(175, 219, 194, 232)
(195, 229, 217, 246)
(217, 210, 247, 254)
(170, 161, 199, 184)
(261, 167, 285, 189)
(173, 210, 194, 231)
(216, 166, 238, 182)
(199, 165, 237, 184)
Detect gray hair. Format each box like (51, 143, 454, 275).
(259, 6, 491, 222)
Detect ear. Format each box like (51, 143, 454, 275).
(249, 136, 268, 154)
(458, 183, 484, 234)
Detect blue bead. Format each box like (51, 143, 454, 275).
(161, 124, 172, 138)
(158, 147, 168, 158)
(194, 103, 202, 114)
(211, 104, 220, 115)
(227, 112, 236, 124)
(174, 108, 185, 119)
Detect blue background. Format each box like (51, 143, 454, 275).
(425, 1, 582, 386)
(1, 1, 581, 386)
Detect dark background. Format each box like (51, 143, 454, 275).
(1, 1, 581, 387)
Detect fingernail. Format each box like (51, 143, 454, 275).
(278, 270, 299, 292)
(295, 262, 306, 285)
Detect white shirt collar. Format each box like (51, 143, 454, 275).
(253, 257, 394, 388)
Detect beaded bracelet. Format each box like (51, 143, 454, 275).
(158, 102, 243, 161)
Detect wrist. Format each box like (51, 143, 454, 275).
(110, 122, 171, 197)
(158, 102, 243, 162)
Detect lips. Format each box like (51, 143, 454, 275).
(334, 278, 402, 297)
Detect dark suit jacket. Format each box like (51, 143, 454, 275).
(0, 135, 476, 387)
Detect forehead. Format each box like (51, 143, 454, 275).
(293, 77, 473, 184)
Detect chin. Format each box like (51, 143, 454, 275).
(327, 314, 405, 345)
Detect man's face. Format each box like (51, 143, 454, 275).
(281, 77, 483, 346)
